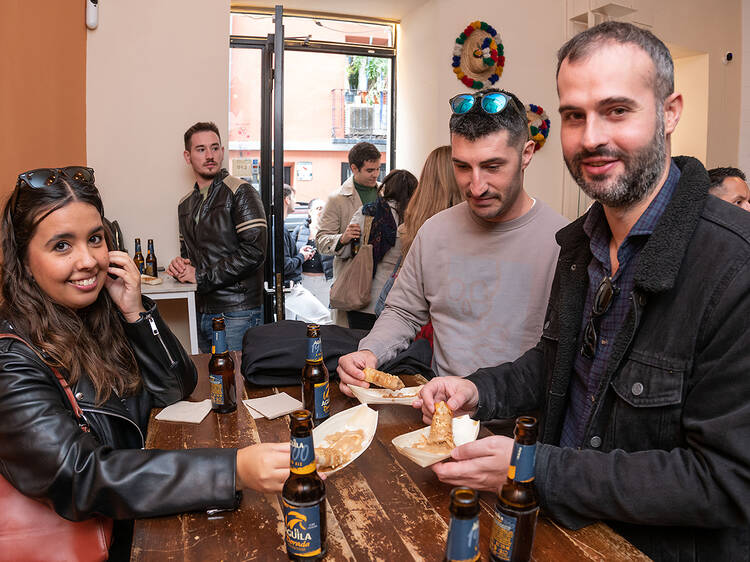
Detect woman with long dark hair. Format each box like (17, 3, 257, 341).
(340, 169, 417, 330)
(0, 167, 288, 557)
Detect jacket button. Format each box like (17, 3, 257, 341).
(75, 392, 84, 400)
(631, 382, 644, 396)
(590, 436, 602, 448)
(544, 320, 550, 330)
(570, 264, 577, 271)
(637, 294, 647, 306)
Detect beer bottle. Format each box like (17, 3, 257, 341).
(282, 409, 327, 561)
(489, 416, 539, 562)
(208, 317, 237, 413)
(133, 238, 145, 274)
(301, 324, 330, 426)
(444, 487, 480, 562)
(145, 238, 158, 277)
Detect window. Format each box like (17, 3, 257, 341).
(229, 10, 396, 205)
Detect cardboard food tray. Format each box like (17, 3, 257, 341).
(347, 384, 423, 405)
(313, 403, 378, 475)
(391, 415, 480, 467)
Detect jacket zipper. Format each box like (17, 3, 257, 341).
(146, 314, 177, 368)
(82, 407, 145, 448)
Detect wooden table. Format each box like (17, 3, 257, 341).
(131, 355, 649, 561)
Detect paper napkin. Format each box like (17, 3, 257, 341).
(242, 400, 265, 419)
(155, 399, 212, 424)
(242, 393, 303, 419)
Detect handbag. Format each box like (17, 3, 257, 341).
(329, 215, 374, 311)
(0, 333, 113, 562)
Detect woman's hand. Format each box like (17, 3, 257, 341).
(104, 251, 146, 323)
(236, 442, 291, 493)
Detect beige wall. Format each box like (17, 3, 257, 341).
(397, 0, 743, 219)
(673, 54, 709, 163)
(87, 0, 231, 265)
(397, 0, 568, 214)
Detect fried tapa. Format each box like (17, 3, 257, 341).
(316, 447, 347, 470)
(362, 367, 404, 390)
(427, 401, 455, 449)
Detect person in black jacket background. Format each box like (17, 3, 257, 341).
(282, 184, 331, 324)
(0, 170, 289, 557)
(167, 121, 267, 352)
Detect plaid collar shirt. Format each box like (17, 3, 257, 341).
(560, 160, 681, 449)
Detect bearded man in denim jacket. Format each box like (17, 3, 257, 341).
(416, 22, 750, 561)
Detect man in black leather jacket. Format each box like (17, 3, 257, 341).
(167, 122, 267, 352)
(417, 23, 750, 561)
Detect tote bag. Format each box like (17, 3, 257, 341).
(329, 215, 374, 311)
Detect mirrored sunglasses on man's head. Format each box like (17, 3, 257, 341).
(449, 91, 521, 116)
(16, 166, 95, 189)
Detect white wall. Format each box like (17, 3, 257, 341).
(87, 0, 231, 265)
(741, 0, 750, 170)
(673, 54, 709, 163)
(398, 0, 568, 213)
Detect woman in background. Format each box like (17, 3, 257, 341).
(0, 167, 288, 558)
(342, 169, 417, 330)
(293, 198, 334, 307)
(374, 146, 463, 318)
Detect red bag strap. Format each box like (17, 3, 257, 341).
(0, 332, 89, 429)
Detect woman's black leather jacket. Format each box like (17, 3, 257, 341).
(0, 297, 238, 520)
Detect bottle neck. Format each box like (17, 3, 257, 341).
(212, 328, 228, 355)
(289, 431, 317, 475)
(306, 334, 323, 363)
(507, 441, 536, 483)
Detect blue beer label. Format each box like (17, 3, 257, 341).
(212, 326, 228, 355)
(313, 381, 330, 420)
(445, 515, 480, 561)
(209, 374, 225, 405)
(489, 509, 517, 561)
(283, 499, 323, 557)
(507, 443, 536, 482)
(306, 336, 323, 362)
(290, 434, 316, 474)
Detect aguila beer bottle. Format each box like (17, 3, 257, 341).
(444, 486, 481, 562)
(489, 416, 539, 561)
(133, 238, 145, 274)
(208, 317, 236, 413)
(301, 324, 330, 426)
(145, 238, 158, 277)
(282, 409, 327, 561)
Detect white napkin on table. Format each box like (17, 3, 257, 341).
(154, 399, 212, 424)
(242, 393, 302, 419)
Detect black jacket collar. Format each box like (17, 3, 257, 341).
(555, 156, 709, 294)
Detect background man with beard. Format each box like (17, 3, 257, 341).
(415, 22, 750, 561)
(337, 89, 567, 392)
(167, 121, 267, 352)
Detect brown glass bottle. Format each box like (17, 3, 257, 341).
(282, 410, 327, 561)
(301, 324, 330, 426)
(133, 238, 145, 274)
(145, 238, 158, 277)
(208, 317, 236, 413)
(444, 487, 480, 562)
(489, 416, 539, 562)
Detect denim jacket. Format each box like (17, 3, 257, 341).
(468, 157, 750, 561)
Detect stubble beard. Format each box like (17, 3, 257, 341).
(566, 115, 667, 209)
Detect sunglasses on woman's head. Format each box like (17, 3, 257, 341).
(449, 91, 521, 116)
(16, 167, 95, 189)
